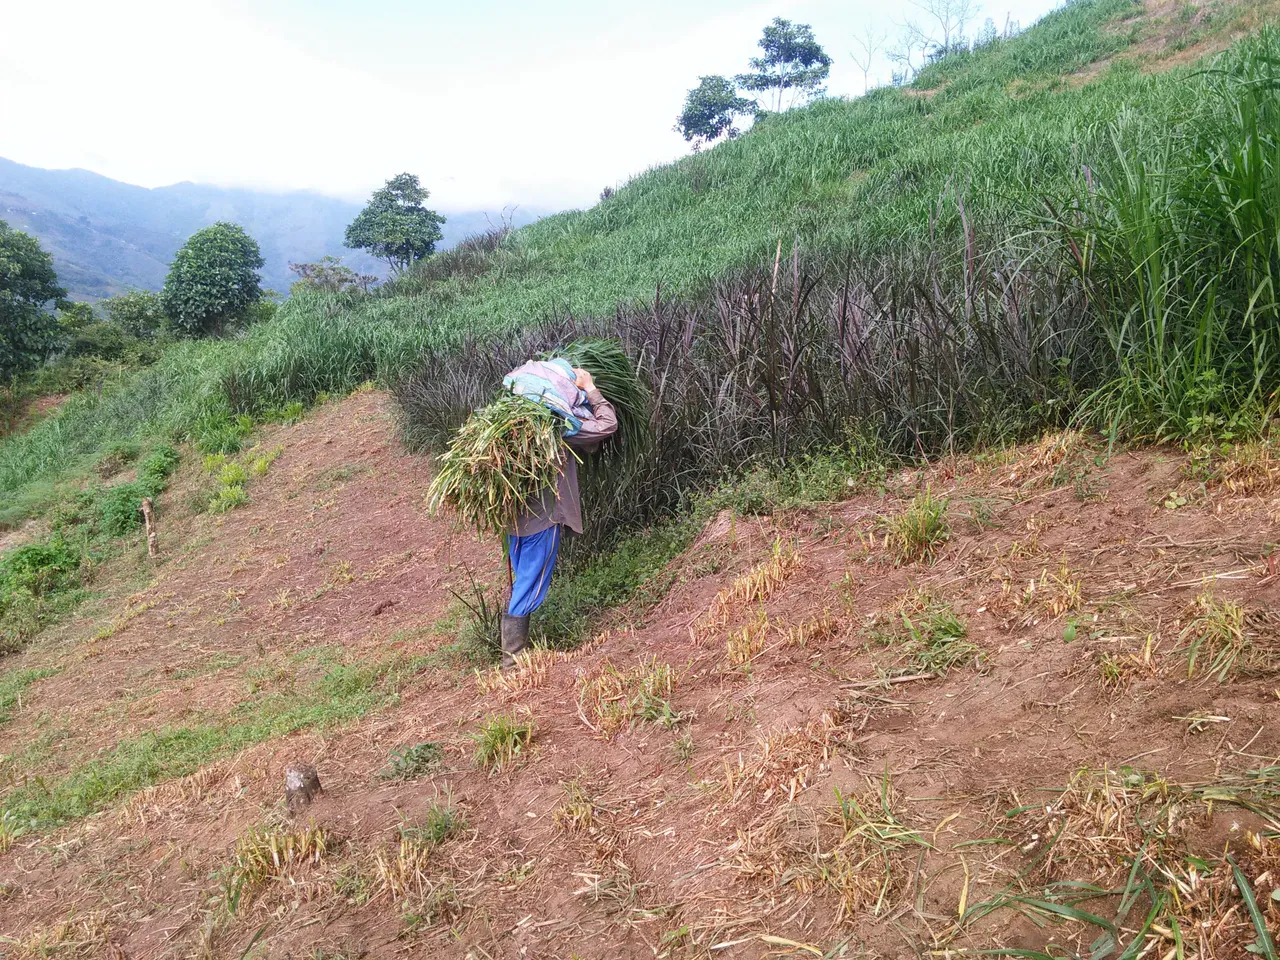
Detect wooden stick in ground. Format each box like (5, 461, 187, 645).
(140, 497, 159, 558)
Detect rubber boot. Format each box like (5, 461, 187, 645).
(501, 614, 531, 670)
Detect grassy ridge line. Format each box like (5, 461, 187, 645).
(0, 0, 1248, 512)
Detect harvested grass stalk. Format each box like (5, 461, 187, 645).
(550, 338, 650, 466)
(426, 339, 647, 536)
(425, 393, 563, 536)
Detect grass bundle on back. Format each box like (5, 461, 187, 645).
(425, 394, 564, 536)
(551, 339, 650, 466)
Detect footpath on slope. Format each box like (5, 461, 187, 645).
(0, 390, 1277, 959)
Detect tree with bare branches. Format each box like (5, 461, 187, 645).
(849, 23, 889, 95)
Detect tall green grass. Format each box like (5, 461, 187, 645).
(1070, 31, 1280, 439)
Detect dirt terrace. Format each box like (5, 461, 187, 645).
(0, 391, 1277, 959)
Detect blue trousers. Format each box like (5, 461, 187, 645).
(507, 525, 561, 616)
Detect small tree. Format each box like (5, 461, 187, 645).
(913, 0, 977, 56)
(289, 256, 377, 295)
(0, 220, 66, 380)
(161, 223, 264, 337)
(675, 75, 756, 149)
(735, 18, 833, 112)
(101, 290, 167, 338)
(850, 24, 889, 96)
(344, 173, 446, 275)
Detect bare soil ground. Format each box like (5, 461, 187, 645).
(1, 391, 1277, 959)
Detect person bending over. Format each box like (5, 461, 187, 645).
(501, 367, 617, 668)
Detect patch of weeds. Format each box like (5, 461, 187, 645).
(94, 440, 140, 478)
(194, 411, 254, 455)
(537, 520, 693, 649)
(379, 742, 443, 781)
(400, 800, 466, 847)
(969, 767, 1280, 958)
(673, 729, 695, 763)
(469, 712, 534, 772)
(223, 825, 330, 914)
(871, 594, 978, 677)
(1180, 591, 1273, 682)
(957, 496, 1002, 531)
(449, 567, 500, 662)
(330, 863, 374, 907)
(1097, 652, 1127, 689)
(399, 882, 463, 935)
(886, 486, 949, 564)
(704, 438, 889, 515)
(577, 657, 681, 737)
(0, 666, 59, 723)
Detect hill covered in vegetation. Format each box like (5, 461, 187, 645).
(2, 0, 1279, 625)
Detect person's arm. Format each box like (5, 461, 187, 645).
(565, 369, 618, 450)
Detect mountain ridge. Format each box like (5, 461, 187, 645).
(0, 156, 547, 301)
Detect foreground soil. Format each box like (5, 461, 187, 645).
(1, 391, 1277, 959)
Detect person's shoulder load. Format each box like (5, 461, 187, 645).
(502, 358, 589, 437)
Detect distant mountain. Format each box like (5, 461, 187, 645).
(0, 157, 547, 301)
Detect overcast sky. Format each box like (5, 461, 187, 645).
(1, 0, 1064, 212)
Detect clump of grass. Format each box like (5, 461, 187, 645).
(694, 541, 800, 641)
(827, 779, 929, 918)
(379, 742, 443, 781)
(223, 825, 330, 914)
(0, 810, 22, 852)
(207, 483, 248, 514)
(553, 778, 604, 835)
(576, 657, 680, 737)
(1097, 653, 1126, 689)
(475, 646, 556, 697)
(1180, 591, 1266, 682)
(886, 487, 950, 564)
(400, 800, 466, 847)
(725, 611, 769, 668)
(469, 712, 535, 771)
(12, 912, 112, 958)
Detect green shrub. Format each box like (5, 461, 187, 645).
(208, 484, 248, 514)
(0, 537, 81, 596)
(219, 462, 248, 486)
(98, 482, 147, 537)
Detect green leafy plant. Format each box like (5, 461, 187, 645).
(380, 742, 443, 781)
(469, 712, 534, 772)
(161, 222, 265, 336)
(887, 487, 950, 564)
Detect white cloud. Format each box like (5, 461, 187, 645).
(0, 0, 1064, 211)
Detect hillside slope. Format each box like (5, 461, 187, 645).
(0, 391, 1276, 958)
(3, 0, 1271, 525)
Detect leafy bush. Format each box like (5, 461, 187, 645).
(1, 538, 82, 597)
(208, 484, 248, 514)
(161, 222, 265, 336)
